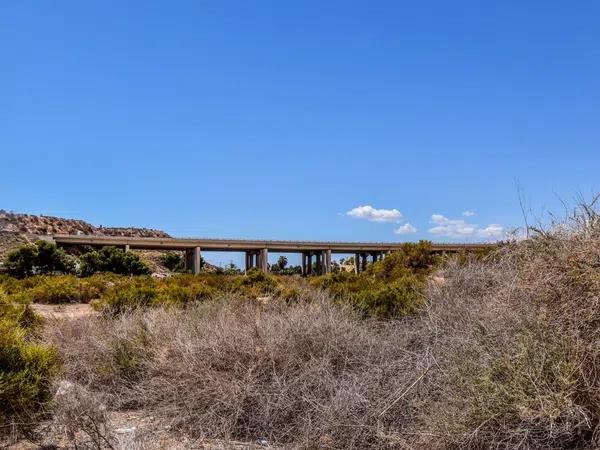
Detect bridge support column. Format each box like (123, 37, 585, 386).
(324, 249, 332, 274)
(307, 253, 313, 275)
(124, 244, 130, 253)
(184, 247, 202, 274)
(259, 248, 268, 272)
(246, 251, 262, 273)
(315, 251, 323, 275)
(361, 253, 368, 272)
(354, 253, 360, 274)
(193, 246, 201, 274)
(245, 251, 252, 273)
(185, 249, 193, 273)
(301, 252, 307, 276)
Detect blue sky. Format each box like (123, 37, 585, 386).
(1, 1, 599, 266)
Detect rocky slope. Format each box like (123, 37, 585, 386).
(0, 211, 223, 274)
(0, 210, 170, 238)
(0, 210, 170, 260)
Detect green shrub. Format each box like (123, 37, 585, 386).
(0, 275, 22, 295)
(80, 246, 150, 276)
(366, 241, 437, 280)
(437, 325, 582, 447)
(350, 277, 423, 318)
(232, 268, 278, 296)
(4, 241, 76, 278)
(4, 244, 37, 278)
(1, 275, 114, 304)
(93, 275, 220, 314)
(94, 278, 158, 314)
(161, 252, 185, 272)
(27, 276, 80, 304)
(311, 245, 434, 318)
(0, 295, 60, 431)
(273, 284, 303, 302)
(155, 282, 215, 306)
(0, 288, 40, 329)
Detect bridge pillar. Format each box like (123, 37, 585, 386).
(301, 252, 307, 276)
(361, 253, 368, 272)
(185, 249, 193, 272)
(315, 251, 323, 275)
(193, 246, 201, 274)
(354, 253, 360, 274)
(124, 244, 130, 253)
(246, 250, 262, 272)
(245, 251, 252, 273)
(324, 249, 332, 274)
(259, 248, 268, 272)
(184, 247, 202, 274)
(307, 253, 313, 275)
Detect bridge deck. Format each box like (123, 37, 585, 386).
(52, 234, 492, 254)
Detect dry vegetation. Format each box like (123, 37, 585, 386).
(1, 201, 599, 449)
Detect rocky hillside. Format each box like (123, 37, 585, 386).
(0, 211, 227, 274)
(0, 210, 170, 260)
(0, 210, 170, 238)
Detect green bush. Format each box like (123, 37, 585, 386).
(0, 292, 60, 431)
(4, 241, 76, 278)
(27, 276, 80, 304)
(366, 241, 437, 280)
(311, 244, 434, 318)
(437, 325, 582, 447)
(94, 278, 158, 314)
(0, 275, 114, 304)
(155, 281, 215, 306)
(232, 268, 278, 296)
(161, 252, 185, 272)
(350, 277, 423, 318)
(80, 246, 150, 276)
(93, 275, 217, 314)
(0, 288, 40, 329)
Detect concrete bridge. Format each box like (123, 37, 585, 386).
(52, 234, 493, 275)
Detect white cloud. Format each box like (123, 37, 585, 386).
(428, 214, 505, 240)
(346, 205, 403, 223)
(394, 223, 417, 234)
(462, 210, 476, 217)
(478, 224, 504, 238)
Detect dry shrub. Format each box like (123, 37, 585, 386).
(51, 380, 114, 449)
(40, 199, 600, 449)
(46, 293, 431, 448)
(419, 199, 600, 449)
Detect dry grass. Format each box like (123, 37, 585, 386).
(40, 199, 600, 449)
(46, 293, 432, 449)
(418, 199, 600, 449)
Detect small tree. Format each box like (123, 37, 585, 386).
(4, 244, 38, 278)
(80, 247, 150, 276)
(4, 241, 75, 278)
(161, 252, 184, 272)
(276, 255, 288, 271)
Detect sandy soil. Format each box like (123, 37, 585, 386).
(31, 303, 97, 320)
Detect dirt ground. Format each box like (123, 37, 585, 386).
(4, 409, 267, 449)
(31, 303, 97, 320)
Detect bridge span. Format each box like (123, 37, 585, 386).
(52, 234, 493, 275)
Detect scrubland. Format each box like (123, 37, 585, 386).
(1, 203, 599, 449)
